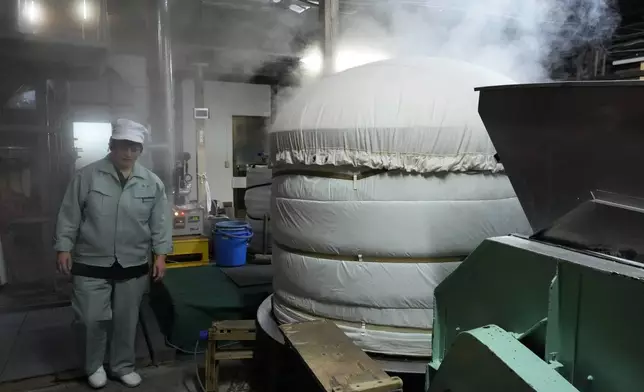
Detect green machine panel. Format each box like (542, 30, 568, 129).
(550, 258, 644, 391)
(429, 325, 576, 392)
(431, 236, 557, 366)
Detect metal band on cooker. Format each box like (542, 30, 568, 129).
(272, 168, 389, 181)
(245, 182, 272, 191)
(273, 241, 465, 264)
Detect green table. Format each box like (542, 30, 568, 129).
(149, 265, 272, 351)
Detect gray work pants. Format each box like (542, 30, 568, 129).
(71, 275, 148, 377)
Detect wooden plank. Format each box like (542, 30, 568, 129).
(212, 331, 256, 341)
(211, 320, 256, 341)
(280, 320, 403, 392)
(213, 319, 256, 331)
(214, 350, 254, 360)
(205, 319, 257, 392)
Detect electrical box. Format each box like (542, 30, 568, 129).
(194, 108, 210, 119)
(172, 206, 204, 236)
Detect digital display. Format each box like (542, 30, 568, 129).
(188, 215, 200, 222)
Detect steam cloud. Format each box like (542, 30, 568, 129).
(263, 0, 620, 118)
(293, 0, 620, 82)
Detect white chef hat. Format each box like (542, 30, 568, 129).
(111, 119, 149, 145)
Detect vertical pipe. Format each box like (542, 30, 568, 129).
(319, 0, 339, 75)
(100, 0, 109, 43)
(601, 51, 607, 76)
(156, 0, 176, 198)
(0, 236, 7, 286)
(194, 63, 207, 208)
(593, 49, 600, 79)
(262, 213, 269, 255)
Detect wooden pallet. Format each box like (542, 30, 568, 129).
(280, 320, 403, 392)
(204, 320, 256, 392)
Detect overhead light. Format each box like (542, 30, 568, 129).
(75, 0, 95, 22)
(300, 45, 391, 76)
(300, 46, 323, 75)
(23, 0, 44, 26)
(289, 4, 309, 13)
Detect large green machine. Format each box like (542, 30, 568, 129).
(426, 82, 644, 392)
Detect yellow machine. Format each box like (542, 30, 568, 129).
(167, 235, 209, 269)
(169, 205, 209, 269)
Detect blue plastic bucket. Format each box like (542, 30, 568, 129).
(214, 221, 253, 267)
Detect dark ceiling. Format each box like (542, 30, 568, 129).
(1, 0, 642, 82)
(105, 0, 316, 83)
(103, 0, 644, 84)
(619, 0, 644, 21)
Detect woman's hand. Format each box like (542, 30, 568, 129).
(153, 255, 167, 282)
(57, 251, 72, 275)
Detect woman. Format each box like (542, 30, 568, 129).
(54, 119, 172, 388)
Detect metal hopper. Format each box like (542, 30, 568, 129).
(476, 81, 644, 263)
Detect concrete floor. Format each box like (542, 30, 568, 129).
(0, 303, 248, 392)
(25, 360, 250, 392)
(0, 279, 71, 313)
(0, 306, 151, 384)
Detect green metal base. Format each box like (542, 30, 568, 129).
(431, 236, 644, 391)
(427, 325, 577, 392)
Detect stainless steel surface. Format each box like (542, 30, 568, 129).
(477, 81, 644, 232)
(533, 190, 644, 265)
(506, 235, 644, 280)
(257, 296, 285, 345)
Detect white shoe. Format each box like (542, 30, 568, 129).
(120, 372, 142, 388)
(88, 366, 107, 389)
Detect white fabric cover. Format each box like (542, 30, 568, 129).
(273, 172, 526, 257)
(245, 166, 272, 253)
(270, 57, 516, 173)
(269, 57, 531, 357)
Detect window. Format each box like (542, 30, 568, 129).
(5, 86, 36, 110)
(73, 122, 111, 169)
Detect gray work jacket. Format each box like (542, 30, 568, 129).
(54, 157, 172, 268)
